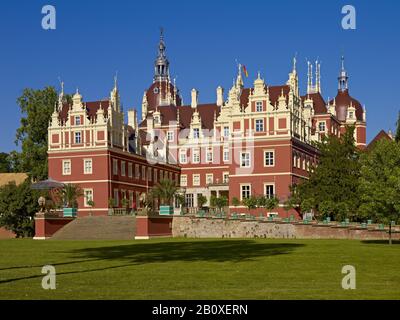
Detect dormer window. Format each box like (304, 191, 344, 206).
(318, 122, 326, 132)
(154, 116, 160, 124)
(349, 111, 354, 119)
(256, 101, 263, 112)
(193, 128, 200, 139)
(75, 116, 81, 125)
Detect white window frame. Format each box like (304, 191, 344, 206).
(255, 119, 264, 132)
(206, 173, 214, 185)
(75, 131, 81, 144)
(264, 183, 275, 199)
(75, 116, 81, 126)
(128, 163, 133, 178)
(223, 148, 229, 162)
(193, 174, 200, 186)
(142, 166, 146, 180)
(318, 121, 326, 132)
(223, 171, 229, 184)
(135, 164, 140, 179)
(113, 159, 118, 175)
(167, 131, 174, 142)
(223, 126, 230, 138)
(240, 184, 251, 200)
(121, 161, 126, 177)
(192, 149, 200, 164)
(264, 150, 275, 167)
(180, 149, 187, 164)
(62, 159, 71, 176)
(180, 174, 187, 187)
(83, 189, 94, 207)
(256, 101, 263, 112)
(113, 189, 119, 207)
(193, 128, 200, 139)
(83, 158, 93, 174)
(240, 152, 251, 168)
(206, 148, 213, 163)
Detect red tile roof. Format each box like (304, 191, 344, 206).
(301, 92, 327, 114)
(329, 89, 363, 122)
(59, 100, 109, 122)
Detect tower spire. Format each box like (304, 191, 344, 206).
(338, 55, 349, 92)
(154, 27, 170, 82)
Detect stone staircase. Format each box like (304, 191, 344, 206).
(51, 216, 136, 240)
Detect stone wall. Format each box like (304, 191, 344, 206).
(172, 216, 400, 240)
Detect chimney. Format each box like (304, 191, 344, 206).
(127, 109, 137, 130)
(216, 86, 224, 107)
(191, 88, 198, 109)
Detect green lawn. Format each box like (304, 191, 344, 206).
(0, 238, 399, 300)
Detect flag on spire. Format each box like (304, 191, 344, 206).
(242, 65, 248, 77)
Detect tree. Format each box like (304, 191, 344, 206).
(197, 194, 207, 209)
(0, 153, 11, 173)
(0, 179, 40, 237)
(151, 179, 178, 206)
(296, 126, 361, 221)
(56, 184, 83, 208)
(395, 111, 400, 143)
(242, 196, 258, 215)
(358, 139, 400, 244)
(231, 197, 240, 209)
(15, 87, 58, 180)
(215, 196, 228, 213)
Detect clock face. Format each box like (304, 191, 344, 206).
(153, 87, 159, 94)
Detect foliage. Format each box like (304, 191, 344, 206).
(121, 198, 129, 209)
(396, 111, 400, 143)
(358, 139, 400, 244)
(210, 195, 217, 208)
(295, 126, 361, 221)
(87, 200, 95, 208)
(242, 196, 258, 211)
(56, 184, 83, 208)
(108, 198, 115, 208)
(14, 87, 58, 180)
(197, 194, 207, 208)
(0, 153, 12, 173)
(231, 197, 240, 208)
(215, 196, 228, 211)
(0, 179, 40, 237)
(151, 179, 178, 206)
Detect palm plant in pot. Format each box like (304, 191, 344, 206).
(152, 178, 178, 215)
(57, 184, 83, 217)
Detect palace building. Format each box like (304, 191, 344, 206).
(48, 31, 366, 218)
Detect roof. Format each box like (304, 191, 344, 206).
(145, 81, 182, 111)
(367, 130, 394, 150)
(59, 100, 109, 122)
(0, 173, 28, 187)
(329, 89, 363, 122)
(301, 92, 327, 114)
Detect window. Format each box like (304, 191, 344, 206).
(84, 189, 93, 207)
(62, 160, 71, 175)
(223, 126, 230, 138)
(318, 121, 326, 132)
(75, 116, 81, 125)
(193, 174, 200, 186)
(223, 172, 229, 184)
(349, 111, 354, 119)
(75, 132, 81, 144)
(121, 161, 126, 176)
(241, 185, 251, 200)
(84, 159, 92, 174)
(193, 128, 200, 139)
(159, 170, 163, 180)
(121, 190, 126, 202)
(223, 148, 229, 162)
(240, 152, 251, 168)
(206, 148, 213, 163)
(135, 164, 140, 179)
(180, 150, 187, 164)
(255, 119, 264, 132)
(113, 159, 118, 175)
(148, 168, 152, 181)
(264, 184, 274, 199)
(154, 169, 158, 183)
(113, 189, 119, 207)
(192, 149, 200, 164)
(167, 131, 174, 142)
(206, 174, 213, 185)
(142, 166, 146, 180)
(264, 151, 274, 167)
(129, 191, 134, 208)
(180, 174, 187, 187)
(128, 163, 133, 178)
(293, 154, 297, 168)
(185, 194, 194, 208)
(256, 101, 263, 112)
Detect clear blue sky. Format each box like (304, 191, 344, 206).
(1, 0, 399, 152)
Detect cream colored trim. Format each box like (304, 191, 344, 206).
(240, 183, 251, 201)
(83, 158, 93, 175)
(230, 172, 309, 179)
(62, 159, 71, 176)
(263, 149, 275, 167)
(181, 166, 229, 170)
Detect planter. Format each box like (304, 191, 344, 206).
(63, 208, 77, 217)
(159, 205, 174, 215)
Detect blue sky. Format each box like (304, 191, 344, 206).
(1, 0, 399, 152)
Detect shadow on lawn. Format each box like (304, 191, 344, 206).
(70, 239, 305, 264)
(361, 240, 400, 245)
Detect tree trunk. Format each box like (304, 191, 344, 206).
(389, 223, 392, 245)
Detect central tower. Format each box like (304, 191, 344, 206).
(154, 28, 170, 82)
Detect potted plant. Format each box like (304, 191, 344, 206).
(121, 198, 129, 215)
(108, 198, 115, 216)
(231, 197, 240, 216)
(152, 179, 178, 215)
(175, 192, 186, 215)
(87, 199, 95, 216)
(57, 184, 83, 217)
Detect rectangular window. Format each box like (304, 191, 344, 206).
(75, 132, 81, 144)
(206, 148, 213, 163)
(148, 167, 152, 181)
(113, 189, 119, 207)
(241, 185, 251, 200)
(240, 152, 251, 168)
(223, 148, 229, 162)
(192, 149, 200, 164)
(84, 159, 92, 174)
(121, 161, 126, 176)
(154, 169, 158, 183)
(223, 126, 230, 137)
(128, 163, 133, 178)
(264, 151, 274, 167)
(62, 160, 71, 175)
(223, 172, 229, 184)
(129, 191, 134, 208)
(167, 131, 174, 142)
(193, 128, 200, 139)
(180, 174, 187, 187)
(142, 166, 146, 180)
(255, 119, 264, 132)
(319, 121, 326, 132)
(264, 184, 274, 199)
(180, 150, 187, 164)
(113, 159, 118, 175)
(84, 189, 93, 207)
(206, 174, 213, 185)
(185, 194, 194, 208)
(256, 101, 263, 112)
(193, 174, 200, 186)
(135, 164, 140, 179)
(160, 170, 163, 180)
(75, 116, 81, 126)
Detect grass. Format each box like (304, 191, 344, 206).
(0, 238, 399, 300)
